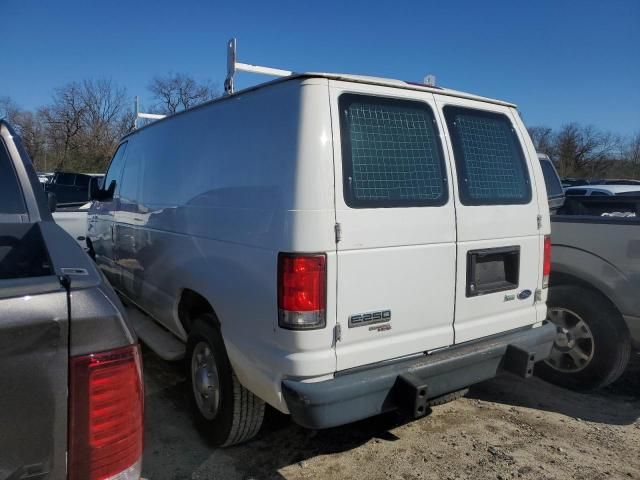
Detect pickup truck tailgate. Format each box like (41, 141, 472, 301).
(0, 277, 69, 480)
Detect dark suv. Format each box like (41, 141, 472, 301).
(44, 171, 103, 206)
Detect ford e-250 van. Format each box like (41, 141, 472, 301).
(88, 63, 556, 446)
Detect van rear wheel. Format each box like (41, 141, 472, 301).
(187, 315, 265, 446)
(536, 285, 631, 391)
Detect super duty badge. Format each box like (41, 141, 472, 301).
(349, 309, 391, 328)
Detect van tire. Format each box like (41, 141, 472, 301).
(187, 315, 265, 447)
(536, 285, 631, 391)
(426, 388, 469, 407)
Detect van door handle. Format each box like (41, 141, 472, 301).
(110, 225, 115, 243)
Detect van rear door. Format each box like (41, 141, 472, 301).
(330, 83, 456, 371)
(434, 96, 543, 343)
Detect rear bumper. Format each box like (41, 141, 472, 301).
(282, 322, 556, 429)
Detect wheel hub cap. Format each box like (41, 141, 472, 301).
(545, 307, 595, 373)
(554, 327, 575, 350)
(191, 341, 221, 420)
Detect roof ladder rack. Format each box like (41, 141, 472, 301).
(133, 96, 166, 129)
(224, 38, 293, 95)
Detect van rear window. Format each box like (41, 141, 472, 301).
(339, 94, 447, 208)
(443, 106, 531, 205)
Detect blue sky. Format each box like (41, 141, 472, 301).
(3, 0, 639, 135)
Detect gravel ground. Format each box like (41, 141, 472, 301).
(142, 348, 640, 480)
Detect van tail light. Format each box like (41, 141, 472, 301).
(278, 253, 326, 330)
(543, 235, 551, 288)
(69, 344, 144, 480)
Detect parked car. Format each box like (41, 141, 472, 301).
(52, 202, 91, 248)
(538, 153, 564, 212)
(0, 120, 143, 479)
(561, 177, 589, 188)
(564, 185, 640, 196)
(538, 161, 640, 390)
(88, 70, 555, 446)
(44, 171, 104, 207)
(37, 172, 54, 184)
(591, 179, 640, 186)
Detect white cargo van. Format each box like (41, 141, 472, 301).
(88, 51, 555, 446)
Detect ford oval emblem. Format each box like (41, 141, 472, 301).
(518, 289, 532, 300)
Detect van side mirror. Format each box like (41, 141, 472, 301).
(91, 180, 116, 201)
(47, 192, 57, 213)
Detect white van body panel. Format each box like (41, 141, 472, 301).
(328, 81, 456, 371)
(90, 79, 338, 410)
(89, 73, 551, 416)
(433, 95, 548, 343)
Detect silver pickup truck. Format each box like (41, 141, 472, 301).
(540, 192, 640, 390)
(0, 120, 143, 480)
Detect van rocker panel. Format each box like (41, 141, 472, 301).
(282, 322, 555, 429)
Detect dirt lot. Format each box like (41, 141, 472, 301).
(142, 349, 640, 480)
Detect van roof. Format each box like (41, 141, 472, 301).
(293, 72, 517, 108)
(124, 72, 516, 139)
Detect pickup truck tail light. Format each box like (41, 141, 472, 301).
(543, 235, 551, 288)
(69, 344, 144, 480)
(278, 253, 326, 329)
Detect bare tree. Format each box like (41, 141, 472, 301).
(622, 131, 640, 178)
(148, 72, 218, 115)
(554, 123, 619, 177)
(35, 79, 133, 172)
(12, 110, 47, 168)
(79, 79, 132, 170)
(527, 126, 554, 156)
(40, 83, 86, 170)
(0, 96, 20, 122)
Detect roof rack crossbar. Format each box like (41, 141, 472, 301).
(224, 38, 292, 95)
(133, 96, 166, 129)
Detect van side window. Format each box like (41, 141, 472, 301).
(103, 142, 128, 195)
(339, 94, 448, 208)
(443, 106, 531, 205)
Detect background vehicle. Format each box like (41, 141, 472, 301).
(538, 159, 640, 390)
(561, 177, 589, 188)
(44, 171, 103, 207)
(591, 179, 640, 186)
(564, 184, 640, 197)
(37, 172, 54, 184)
(52, 202, 92, 248)
(0, 120, 143, 480)
(538, 153, 564, 212)
(89, 61, 555, 446)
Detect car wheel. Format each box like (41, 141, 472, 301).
(536, 285, 631, 391)
(187, 314, 265, 446)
